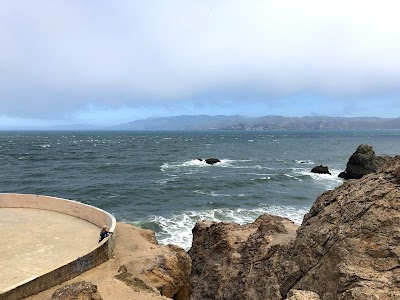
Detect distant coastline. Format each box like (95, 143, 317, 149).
(2, 115, 399, 131)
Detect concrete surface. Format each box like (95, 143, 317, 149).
(0, 208, 100, 293)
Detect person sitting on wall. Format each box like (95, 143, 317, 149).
(99, 225, 113, 243)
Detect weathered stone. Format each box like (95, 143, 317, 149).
(51, 281, 103, 300)
(311, 165, 331, 175)
(117, 243, 191, 300)
(338, 144, 390, 179)
(189, 215, 298, 300)
(287, 289, 321, 300)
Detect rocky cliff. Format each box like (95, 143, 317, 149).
(189, 156, 400, 300)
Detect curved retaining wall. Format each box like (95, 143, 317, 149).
(0, 193, 116, 300)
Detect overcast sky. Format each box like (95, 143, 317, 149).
(1, 0, 400, 128)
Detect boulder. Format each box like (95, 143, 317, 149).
(189, 156, 400, 300)
(338, 144, 390, 179)
(204, 158, 221, 165)
(51, 281, 103, 300)
(311, 165, 331, 175)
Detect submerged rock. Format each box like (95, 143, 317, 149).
(189, 156, 400, 300)
(204, 158, 221, 165)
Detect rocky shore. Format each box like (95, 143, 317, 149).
(189, 154, 400, 300)
(28, 147, 400, 300)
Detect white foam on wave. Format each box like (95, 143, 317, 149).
(137, 205, 309, 250)
(161, 158, 253, 171)
(251, 176, 271, 181)
(294, 168, 344, 189)
(295, 160, 315, 164)
(193, 190, 232, 197)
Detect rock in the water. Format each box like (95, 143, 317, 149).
(311, 165, 331, 175)
(189, 156, 400, 300)
(51, 281, 103, 300)
(338, 144, 390, 179)
(204, 158, 221, 165)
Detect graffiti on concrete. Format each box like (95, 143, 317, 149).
(73, 255, 92, 273)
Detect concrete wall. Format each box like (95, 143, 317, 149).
(0, 193, 116, 300)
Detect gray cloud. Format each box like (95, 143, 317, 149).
(1, 0, 400, 124)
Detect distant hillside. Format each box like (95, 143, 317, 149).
(113, 115, 400, 130)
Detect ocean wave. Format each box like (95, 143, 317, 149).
(134, 205, 308, 250)
(295, 159, 315, 164)
(38, 144, 51, 148)
(160, 158, 253, 171)
(294, 168, 344, 189)
(193, 190, 244, 197)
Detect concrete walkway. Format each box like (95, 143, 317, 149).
(0, 208, 100, 293)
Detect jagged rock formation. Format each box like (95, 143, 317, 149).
(189, 215, 298, 299)
(311, 165, 331, 175)
(51, 281, 103, 300)
(338, 144, 390, 179)
(189, 156, 400, 300)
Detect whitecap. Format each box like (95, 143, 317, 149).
(294, 168, 344, 189)
(284, 174, 302, 181)
(295, 160, 314, 164)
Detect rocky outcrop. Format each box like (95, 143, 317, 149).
(51, 281, 103, 300)
(338, 144, 390, 179)
(189, 156, 400, 300)
(189, 215, 298, 300)
(139, 244, 191, 299)
(311, 165, 331, 175)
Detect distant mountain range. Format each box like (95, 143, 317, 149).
(113, 115, 400, 131)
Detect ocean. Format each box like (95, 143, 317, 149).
(1, 130, 399, 250)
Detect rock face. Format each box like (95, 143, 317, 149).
(189, 215, 298, 300)
(189, 156, 400, 300)
(139, 244, 191, 299)
(311, 165, 331, 175)
(338, 144, 390, 179)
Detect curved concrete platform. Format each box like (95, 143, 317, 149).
(0, 194, 116, 300)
